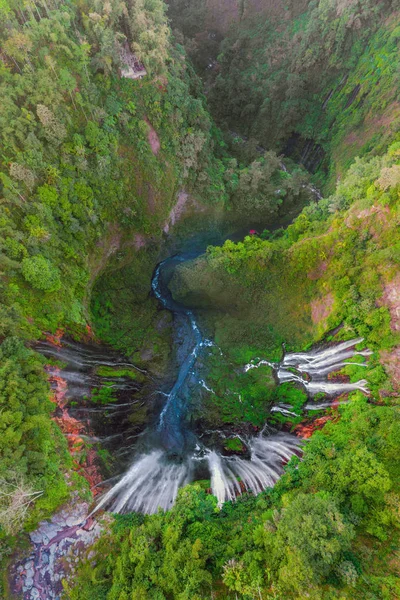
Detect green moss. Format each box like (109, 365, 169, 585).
(95, 365, 145, 382)
(224, 437, 245, 453)
(90, 386, 118, 405)
(273, 382, 308, 410)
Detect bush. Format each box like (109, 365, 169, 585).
(21, 255, 61, 292)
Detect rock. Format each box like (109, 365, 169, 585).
(66, 515, 81, 527)
(12, 500, 103, 600)
(30, 531, 44, 544)
(24, 576, 34, 589)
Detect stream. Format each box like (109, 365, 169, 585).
(12, 253, 372, 599)
(92, 256, 302, 514)
(93, 258, 371, 513)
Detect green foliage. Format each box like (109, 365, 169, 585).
(203, 0, 398, 157)
(21, 255, 61, 292)
(90, 386, 118, 405)
(2, 2, 400, 600)
(224, 437, 245, 453)
(68, 486, 218, 600)
(0, 0, 238, 568)
(72, 395, 400, 598)
(254, 493, 355, 593)
(0, 337, 69, 532)
(0, 0, 232, 339)
(95, 366, 144, 381)
(270, 383, 308, 421)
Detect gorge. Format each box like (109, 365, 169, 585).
(1, 1, 400, 599)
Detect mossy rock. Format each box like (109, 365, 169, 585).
(95, 365, 146, 383)
(223, 437, 247, 455)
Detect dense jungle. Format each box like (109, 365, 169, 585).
(1, 0, 400, 599)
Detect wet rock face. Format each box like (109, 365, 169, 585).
(11, 498, 103, 600)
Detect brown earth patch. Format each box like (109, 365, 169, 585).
(132, 233, 148, 249)
(47, 363, 103, 495)
(308, 260, 328, 280)
(311, 292, 334, 326)
(380, 273, 400, 331)
(164, 190, 206, 234)
(145, 117, 160, 155)
(381, 347, 400, 391)
(294, 415, 335, 439)
(356, 204, 390, 221)
(343, 101, 400, 150)
(146, 182, 157, 214)
(345, 203, 391, 239)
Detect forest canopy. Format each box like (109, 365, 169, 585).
(1, 1, 400, 599)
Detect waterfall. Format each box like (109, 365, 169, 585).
(246, 337, 371, 397)
(90, 258, 305, 516)
(90, 259, 371, 517)
(208, 451, 241, 505)
(208, 433, 300, 506)
(94, 451, 191, 514)
(94, 432, 300, 514)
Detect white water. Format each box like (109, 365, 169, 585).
(92, 259, 305, 516)
(208, 433, 300, 506)
(95, 433, 300, 513)
(246, 337, 371, 397)
(93, 265, 370, 516)
(95, 450, 191, 514)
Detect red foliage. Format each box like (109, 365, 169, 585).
(294, 415, 334, 439)
(45, 328, 64, 347)
(47, 366, 103, 496)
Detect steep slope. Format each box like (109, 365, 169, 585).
(169, 0, 400, 191)
(0, 0, 230, 587)
(2, 1, 400, 600)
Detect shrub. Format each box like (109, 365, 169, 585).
(21, 255, 61, 292)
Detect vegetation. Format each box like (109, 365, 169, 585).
(1, 0, 400, 599)
(0, 337, 70, 547)
(171, 140, 400, 425)
(67, 394, 400, 599)
(170, 0, 400, 189)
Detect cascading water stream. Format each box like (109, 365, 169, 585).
(245, 337, 371, 417)
(92, 259, 371, 515)
(93, 257, 303, 514)
(246, 337, 371, 394)
(32, 255, 372, 520)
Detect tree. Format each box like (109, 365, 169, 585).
(21, 255, 61, 292)
(0, 474, 43, 535)
(259, 493, 355, 593)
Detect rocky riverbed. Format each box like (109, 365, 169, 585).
(10, 497, 104, 600)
